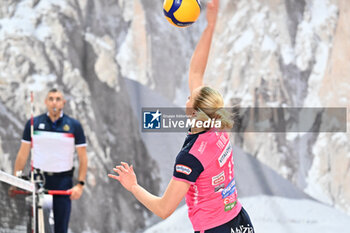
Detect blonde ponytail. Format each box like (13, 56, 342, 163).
(192, 86, 233, 130)
(213, 108, 234, 130)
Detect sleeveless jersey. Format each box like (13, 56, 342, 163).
(173, 129, 242, 231)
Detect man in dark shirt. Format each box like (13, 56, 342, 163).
(14, 88, 88, 233)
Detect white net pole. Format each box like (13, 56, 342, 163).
(30, 91, 36, 233)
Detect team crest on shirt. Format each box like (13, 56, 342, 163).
(176, 164, 192, 175)
(38, 123, 45, 129)
(63, 124, 70, 131)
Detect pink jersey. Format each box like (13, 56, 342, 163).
(173, 129, 242, 231)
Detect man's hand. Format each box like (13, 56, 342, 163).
(68, 184, 84, 200)
(8, 186, 18, 197)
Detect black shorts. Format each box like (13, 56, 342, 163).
(194, 207, 254, 233)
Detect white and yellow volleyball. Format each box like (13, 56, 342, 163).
(163, 0, 201, 28)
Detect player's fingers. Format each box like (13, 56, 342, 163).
(130, 165, 134, 173)
(117, 165, 128, 173)
(121, 162, 130, 170)
(108, 174, 120, 181)
(115, 165, 126, 171)
(113, 168, 123, 175)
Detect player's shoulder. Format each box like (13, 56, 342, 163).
(177, 136, 201, 162)
(175, 150, 203, 171)
(181, 132, 200, 153)
(176, 150, 193, 160)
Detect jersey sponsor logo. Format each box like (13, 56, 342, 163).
(224, 201, 237, 212)
(214, 183, 225, 193)
(222, 179, 236, 199)
(176, 164, 192, 175)
(223, 192, 238, 211)
(198, 141, 207, 154)
(63, 124, 70, 131)
(218, 142, 232, 167)
(223, 193, 237, 205)
(38, 123, 45, 129)
(212, 171, 225, 185)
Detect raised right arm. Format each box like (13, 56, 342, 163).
(188, 0, 219, 94)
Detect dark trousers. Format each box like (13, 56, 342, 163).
(195, 207, 255, 233)
(44, 174, 72, 233)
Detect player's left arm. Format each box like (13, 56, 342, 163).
(69, 146, 88, 200)
(132, 178, 189, 219)
(109, 162, 190, 219)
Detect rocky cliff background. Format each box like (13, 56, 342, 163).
(0, 0, 349, 232)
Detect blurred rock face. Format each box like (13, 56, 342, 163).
(0, 0, 165, 232)
(0, 0, 349, 232)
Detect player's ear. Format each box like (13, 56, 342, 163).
(192, 109, 197, 117)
